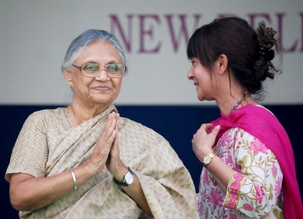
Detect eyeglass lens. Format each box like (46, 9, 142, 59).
(80, 63, 125, 77)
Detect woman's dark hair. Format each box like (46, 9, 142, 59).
(187, 17, 281, 99)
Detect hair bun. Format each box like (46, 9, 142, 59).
(260, 46, 275, 61)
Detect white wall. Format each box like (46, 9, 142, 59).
(0, 0, 302, 105)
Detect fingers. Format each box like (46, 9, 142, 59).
(110, 128, 119, 157)
(106, 114, 124, 176)
(211, 125, 220, 136)
(106, 134, 119, 169)
(83, 112, 121, 177)
(193, 123, 211, 140)
(104, 112, 120, 158)
(102, 112, 119, 141)
(191, 123, 220, 157)
(113, 112, 120, 136)
(199, 123, 213, 133)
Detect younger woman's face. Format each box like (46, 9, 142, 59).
(187, 58, 217, 101)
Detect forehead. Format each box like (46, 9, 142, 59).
(76, 40, 122, 63)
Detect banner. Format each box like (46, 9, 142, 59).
(0, 0, 302, 104)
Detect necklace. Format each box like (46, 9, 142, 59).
(70, 105, 81, 125)
(229, 94, 248, 115)
(229, 100, 241, 115)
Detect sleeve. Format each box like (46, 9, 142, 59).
(223, 128, 283, 218)
(5, 111, 49, 181)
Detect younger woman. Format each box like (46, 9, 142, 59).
(187, 17, 303, 218)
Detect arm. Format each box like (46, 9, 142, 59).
(117, 170, 152, 216)
(107, 117, 199, 218)
(192, 124, 233, 193)
(222, 128, 283, 217)
(106, 113, 152, 216)
(192, 124, 283, 217)
(9, 163, 95, 211)
(8, 112, 118, 211)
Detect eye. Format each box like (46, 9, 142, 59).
(83, 63, 99, 72)
(107, 64, 119, 72)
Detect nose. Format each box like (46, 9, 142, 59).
(95, 68, 109, 81)
(187, 67, 194, 80)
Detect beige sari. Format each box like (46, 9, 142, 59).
(6, 105, 199, 219)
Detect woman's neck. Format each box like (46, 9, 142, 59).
(68, 102, 110, 125)
(217, 93, 257, 115)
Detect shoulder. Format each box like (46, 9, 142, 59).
(239, 104, 277, 123)
(227, 127, 279, 157)
(226, 126, 268, 143)
(120, 117, 158, 133)
(118, 117, 182, 161)
(29, 107, 67, 116)
(25, 107, 70, 128)
(119, 117, 168, 142)
(230, 104, 288, 140)
(28, 107, 67, 119)
(227, 127, 261, 143)
(220, 127, 256, 146)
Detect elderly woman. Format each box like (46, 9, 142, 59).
(5, 29, 199, 219)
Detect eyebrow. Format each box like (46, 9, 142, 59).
(83, 59, 119, 65)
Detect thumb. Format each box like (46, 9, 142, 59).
(211, 125, 220, 136)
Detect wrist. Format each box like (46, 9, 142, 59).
(113, 165, 128, 182)
(114, 167, 135, 186)
(201, 151, 217, 166)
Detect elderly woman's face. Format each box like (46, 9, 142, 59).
(65, 40, 124, 107)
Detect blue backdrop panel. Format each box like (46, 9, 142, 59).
(1, 105, 302, 218)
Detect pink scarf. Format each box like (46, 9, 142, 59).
(210, 104, 303, 219)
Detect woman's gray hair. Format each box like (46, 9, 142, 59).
(61, 29, 126, 71)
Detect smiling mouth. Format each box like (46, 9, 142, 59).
(93, 86, 110, 91)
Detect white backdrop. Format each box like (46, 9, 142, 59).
(0, 0, 302, 105)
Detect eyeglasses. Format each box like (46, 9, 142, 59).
(72, 63, 126, 78)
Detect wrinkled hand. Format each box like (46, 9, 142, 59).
(192, 123, 220, 163)
(85, 112, 119, 175)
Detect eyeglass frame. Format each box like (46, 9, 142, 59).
(72, 62, 127, 78)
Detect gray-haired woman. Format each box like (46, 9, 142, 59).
(5, 29, 199, 219)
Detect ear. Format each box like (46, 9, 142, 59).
(63, 68, 73, 86)
(217, 54, 228, 75)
